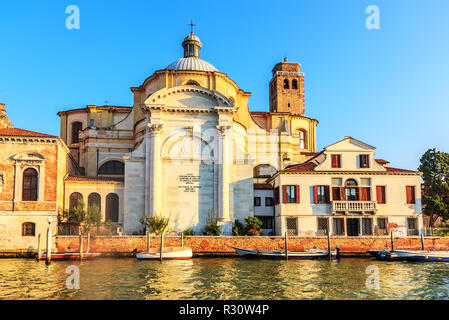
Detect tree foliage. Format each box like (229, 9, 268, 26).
(418, 148, 449, 226)
(243, 216, 263, 236)
(140, 214, 170, 235)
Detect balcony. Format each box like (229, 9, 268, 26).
(332, 201, 377, 213)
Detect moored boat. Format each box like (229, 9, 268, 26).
(135, 247, 193, 260)
(394, 250, 449, 262)
(37, 252, 101, 261)
(233, 247, 340, 259)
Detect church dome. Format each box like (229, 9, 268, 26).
(166, 30, 218, 72)
(166, 57, 218, 72)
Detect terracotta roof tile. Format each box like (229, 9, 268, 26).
(284, 161, 318, 172)
(0, 128, 58, 138)
(375, 159, 390, 164)
(385, 167, 419, 173)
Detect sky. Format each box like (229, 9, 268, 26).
(0, 0, 448, 170)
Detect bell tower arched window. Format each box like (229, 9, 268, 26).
(292, 79, 298, 89)
(284, 79, 289, 89)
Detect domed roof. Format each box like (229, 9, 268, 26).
(183, 32, 201, 44)
(166, 57, 218, 72)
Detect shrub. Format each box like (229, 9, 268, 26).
(183, 228, 196, 236)
(204, 219, 221, 236)
(243, 216, 262, 236)
(232, 219, 244, 236)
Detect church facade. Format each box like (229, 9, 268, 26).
(0, 31, 423, 247)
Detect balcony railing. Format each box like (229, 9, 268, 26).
(332, 201, 377, 213)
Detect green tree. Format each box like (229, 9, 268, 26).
(84, 203, 102, 233)
(232, 219, 245, 236)
(418, 148, 449, 227)
(140, 214, 170, 235)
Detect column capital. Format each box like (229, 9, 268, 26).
(216, 125, 231, 136)
(148, 123, 163, 134)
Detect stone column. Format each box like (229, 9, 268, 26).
(217, 125, 231, 223)
(149, 124, 163, 217)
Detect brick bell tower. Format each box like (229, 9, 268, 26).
(269, 58, 305, 115)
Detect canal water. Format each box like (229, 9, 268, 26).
(0, 257, 448, 300)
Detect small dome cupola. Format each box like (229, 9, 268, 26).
(182, 32, 202, 58)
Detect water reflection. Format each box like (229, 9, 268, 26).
(0, 258, 448, 300)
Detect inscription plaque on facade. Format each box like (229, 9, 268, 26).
(178, 174, 201, 193)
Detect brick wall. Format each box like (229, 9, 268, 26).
(55, 235, 449, 255)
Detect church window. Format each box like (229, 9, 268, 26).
(298, 130, 307, 149)
(106, 193, 119, 222)
(283, 79, 289, 89)
(69, 192, 83, 210)
(88, 193, 101, 211)
(22, 222, 35, 236)
(292, 79, 298, 89)
(71, 122, 82, 144)
(98, 161, 124, 175)
(22, 168, 38, 201)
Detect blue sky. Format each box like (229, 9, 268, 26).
(0, 0, 448, 170)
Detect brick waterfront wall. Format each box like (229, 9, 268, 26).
(55, 236, 449, 255)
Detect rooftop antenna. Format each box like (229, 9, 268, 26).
(187, 19, 197, 34)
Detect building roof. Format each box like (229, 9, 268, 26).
(375, 158, 390, 164)
(0, 127, 58, 138)
(166, 57, 218, 72)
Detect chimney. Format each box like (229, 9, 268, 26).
(0, 103, 13, 129)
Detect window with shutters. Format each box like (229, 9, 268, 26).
(331, 154, 341, 168)
(359, 187, 371, 201)
(22, 168, 38, 201)
(376, 186, 386, 204)
(285, 185, 298, 203)
(406, 186, 416, 204)
(359, 155, 370, 168)
(316, 185, 328, 203)
(22, 222, 35, 236)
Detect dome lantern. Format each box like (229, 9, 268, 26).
(182, 32, 202, 58)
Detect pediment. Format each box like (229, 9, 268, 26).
(11, 152, 46, 161)
(325, 137, 375, 152)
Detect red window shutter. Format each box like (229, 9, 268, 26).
(340, 187, 346, 201)
(406, 186, 415, 204)
(332, 187, 340, 201)
(366, 188, 371, 201)
(313, 185, 318, 204)
(331, 155, 336, 168)
(376, 186, 385, 204)
(282, 185, 287, 203)
(296, 185, 300, 203)
(324, 186, 330, 203)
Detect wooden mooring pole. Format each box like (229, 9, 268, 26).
(327, 230, 332, 261)
(421, 233, 425, 251)
(284, 232, 288, 261)
(86, 232, 90, 254)
(147, 233, 151, 253)
(160, 232, 164, 263)
(46, 226, 52, 264)
(391, 231, 395, 251)
(79, 234, 83, 261)
(181, 232, 184, 248)
(37, 234, 41, 261)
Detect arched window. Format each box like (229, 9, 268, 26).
(88, 193, 101, 211)
(71, 122, 83, 144)
(106, 193, 119, 222)
(298, 130, 307, 150)
(22, 168, 38, 201)
(185, 80, 200, 86)
(292, 79, 298, 89)
(98, 161, 124, 175)
(22, 222, 35, 236)
(345, 179, 359, 201)
(283, 79, 289, 89)
(69, 192, 83, 210)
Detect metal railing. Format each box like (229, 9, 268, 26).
(332, 201, 377, 212)
(422, 227, 449, 237)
